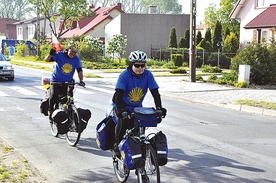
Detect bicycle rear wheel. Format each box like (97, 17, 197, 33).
(65, 105, 81, 146)
(113, 153, 130, 183)
(137, 144, 160, 183)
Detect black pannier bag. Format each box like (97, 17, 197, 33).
(40, 97, 49, 116)
(52, 109, 69, 134)
(118, 136, 143, 170)
(77, 108, 91, 133)
(96, 116, 116, 150)
(150, 131, 168, 166)
(40, 88, 50, 116)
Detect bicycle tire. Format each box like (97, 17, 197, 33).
(65, 105, 81, 146)
(50, 103, 61, 137)
(113, 154, 130, 183)
(137, 144, 160, 183)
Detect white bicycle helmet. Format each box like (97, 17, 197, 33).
(129, 50, 147, 62)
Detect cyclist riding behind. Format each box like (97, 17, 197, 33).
(112, 50, 167, 155)
(44, 41, 85, 119)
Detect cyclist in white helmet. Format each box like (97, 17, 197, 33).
(44, 41, 85, 119)
(112, 50, 167, 155)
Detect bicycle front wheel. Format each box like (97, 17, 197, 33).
(65, 105, 81, 146)
(137, 144, 160, 183)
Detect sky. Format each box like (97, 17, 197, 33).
(178, 0, 221, 24)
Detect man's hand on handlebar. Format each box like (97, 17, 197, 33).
(79, 80, 85, 87)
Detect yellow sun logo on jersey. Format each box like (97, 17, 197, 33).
(128, 87, 144, 103)
(62, 63, 73, 74)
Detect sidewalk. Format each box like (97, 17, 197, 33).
(83, 68, 276, 117)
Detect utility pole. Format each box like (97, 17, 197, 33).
(36, 0, 40, 57)
(189, 0, 196, 82)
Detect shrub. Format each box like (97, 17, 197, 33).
(201, 65, 222, 73)
(171, 54, 183, 66)
(235, 80, 248, 88)
(196, 75, 203, 81)
(170, 68, 187, 74)
(207, 74, 218, 82)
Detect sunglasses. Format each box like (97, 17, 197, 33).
(133, 64, 146, 68)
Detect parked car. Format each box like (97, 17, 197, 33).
(0, 53, 14, 81)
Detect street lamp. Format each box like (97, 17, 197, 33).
(216, 41, 223, 67)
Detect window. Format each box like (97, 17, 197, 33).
(256, 0, 274, 8)
(262, 30, 267, 42)
(17, 27, 22, 35)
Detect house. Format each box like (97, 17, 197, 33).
(105, 11, 190, 58)
(59, 3, 124, 42)
(14, 14, 62, 41)
(0, 18, 19, 39)
(230, 0, 276, 49)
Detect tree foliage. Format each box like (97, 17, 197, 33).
(231, 42, 276, 85)
(168, 27, 177, 48)
(204, 0, 239, 36)
(196, 31, 203, 45)
(107, 34, 127, 62)
(222, 32, 239, 54)
(28, 0, 94, 39)
(212, 21, 223, 51)
(0, 0, 33, 20)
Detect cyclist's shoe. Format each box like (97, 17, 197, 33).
(113, 142, 121, 158)
(142, 174, 149, 183)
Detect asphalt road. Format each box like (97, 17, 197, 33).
(0, 67, 276, 182)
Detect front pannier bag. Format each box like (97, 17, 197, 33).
(133, 107, 160, 127)
(52, 109, 69, 134)
(118, 136, 143, 170)
(96, 116, 115, 150)
(150, 131, 168, 166)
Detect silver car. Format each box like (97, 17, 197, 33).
(0, 53, 14, 81)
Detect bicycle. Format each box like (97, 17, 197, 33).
(109, 106, 163, 183)
(42, 78, 85, 146)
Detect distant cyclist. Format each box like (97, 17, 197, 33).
(112, 50, 167, 153)
(44, 41, 85, 119)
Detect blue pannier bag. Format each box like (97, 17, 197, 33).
(119, 136, 143, 170)
(150, 131, 168, 166)
(96, 116, 115, 150)
(133, 107, 159, 127)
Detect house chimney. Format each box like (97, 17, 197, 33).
(117, 3, 122, 10)
(149, 5, 157, 14)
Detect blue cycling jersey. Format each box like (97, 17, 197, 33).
(50, 51, 82, 82)
(115, 68, 159, 112)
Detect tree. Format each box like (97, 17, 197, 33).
(196, 31, 203, 45)
(204, 0, 240, 37)
(168, 27, 177, 48)
(108, 0, 182, 14)
(29, 0, 95, 39)
(222, 32, 239, 54)
(0, 0, 33, 20)
(107, 34, 127, 62)
(178, 37, 185, 48)
(183, 28, 190, 48)
(212, 21, 223, 52)
(205, 29, 212, 45)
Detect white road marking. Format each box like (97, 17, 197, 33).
(85, 86, 114, 94)
(8, 86, 38, 96)
(0, 90, 9, 97)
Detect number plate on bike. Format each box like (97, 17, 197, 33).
(133, 107, 159, 127)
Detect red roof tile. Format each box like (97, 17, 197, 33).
(61, 4, 124, 38)
(244, 5, 276, 29)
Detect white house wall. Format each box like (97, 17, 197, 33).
(105, 14, 122, 57)
(237, 1, 267, 48)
